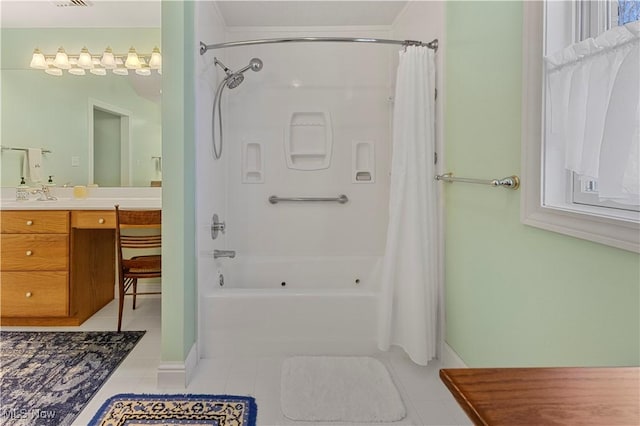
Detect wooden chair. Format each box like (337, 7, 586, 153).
(115, 205, 162, 332)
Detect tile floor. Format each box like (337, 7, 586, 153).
(3, 297, 472, 426)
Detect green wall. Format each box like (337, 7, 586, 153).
(444, 1, 640, 367)
(161, 0, 197, 362)
(0, 28, 161, 187)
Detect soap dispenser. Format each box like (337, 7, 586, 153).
(45, 175, 57, 198)
(16, 177, 29, 201)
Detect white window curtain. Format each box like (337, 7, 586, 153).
(545, 21, 640, 204)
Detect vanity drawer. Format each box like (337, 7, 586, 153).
(1, 235, 69, 270)
(0, 211, 69, 234)
(0, 272, 68, 317)
(71, 211, 116, 229)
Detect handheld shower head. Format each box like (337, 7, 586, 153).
(223, 57, 263, 89)
(225, 73, 245, 89)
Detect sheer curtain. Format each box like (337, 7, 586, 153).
(378, 46, 438, 366)
(546, 21, 640, 203)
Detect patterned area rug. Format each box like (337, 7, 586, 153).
(90, 394, 258, 426)
(0, 331, 145, 426)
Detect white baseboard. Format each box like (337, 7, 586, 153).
(157, 342, 198, 388)
(442, 342, 468, 368)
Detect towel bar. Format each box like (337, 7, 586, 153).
(435, 173, 520, 190)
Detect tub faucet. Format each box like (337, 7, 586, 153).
(213, 249, 236, 259)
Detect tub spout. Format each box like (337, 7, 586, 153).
(213, 249, 236, 259)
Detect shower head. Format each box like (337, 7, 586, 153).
(225, 73, 245, 89)
(224, 57, 263, 89)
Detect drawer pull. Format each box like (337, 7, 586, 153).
(25, 292, 32, 298)
(26, 220, 34, 226)
(26, 250, 33, 256)
(98, 218, 105, 224)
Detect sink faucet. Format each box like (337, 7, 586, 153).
(213, 249, 236, 259)
(30, 185, 57, 201)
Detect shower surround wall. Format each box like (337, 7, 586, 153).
(195, 1, 445, 358)
(223, 27, 394, 258)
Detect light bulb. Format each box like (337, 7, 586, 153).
(125, 46, 141, 69)
(53, 47, 70, 69)
(30, 48, 47, 69)
(149, 46, 162, 69)
(101, 46, 116, 69)
(78, 47, 93, 69)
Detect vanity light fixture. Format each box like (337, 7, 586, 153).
(148, 46, 162, 69)
(77, 47, 94, 69)
(125, 47, 141, 69)
(100, 46, 116, 69)
(30, 48, 47, 69)
(30, 45, 162, 76)
(45, 67, 63, 76)
(113, 57, 128, 75)
(53, 47, 70, 69)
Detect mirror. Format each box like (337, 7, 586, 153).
(0, 2, 161, 187)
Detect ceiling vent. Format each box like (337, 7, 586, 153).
(50, 0, 92, 7)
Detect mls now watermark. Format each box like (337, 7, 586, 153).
(1, 408, 57, 421)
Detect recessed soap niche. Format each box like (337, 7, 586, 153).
(284, 111, 332, 170)
(242, 141, 264, 183)
(352, 141, 375, 183)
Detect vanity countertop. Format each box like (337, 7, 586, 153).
(0, 187, 161, 210)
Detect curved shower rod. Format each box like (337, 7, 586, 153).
(199, 37, 438, 55)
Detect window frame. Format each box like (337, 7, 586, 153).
(520, 1, 640, 253)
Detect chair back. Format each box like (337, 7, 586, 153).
(115, 205, 162, 258)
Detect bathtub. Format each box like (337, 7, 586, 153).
(200, 255, 381, 357)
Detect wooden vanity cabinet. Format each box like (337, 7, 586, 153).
(0, 210, 116, 326)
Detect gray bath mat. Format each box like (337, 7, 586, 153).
(281, 356, 406, 422)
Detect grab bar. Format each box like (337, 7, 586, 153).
(435, 173, 520, 190)
(269, 194, 349, 204)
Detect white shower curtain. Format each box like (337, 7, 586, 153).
(378, 46, 438, 366)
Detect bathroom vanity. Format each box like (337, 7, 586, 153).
(0, 190, 161, 326)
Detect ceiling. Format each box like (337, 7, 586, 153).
(0, 1, 161, 28)
(1, 0, 408, 28)
(216, 1, 409, 27)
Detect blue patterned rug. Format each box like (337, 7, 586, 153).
(90, 394, 257, 425)
(0, 331, 145, 426)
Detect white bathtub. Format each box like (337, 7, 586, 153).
(200, 255, 381, 357)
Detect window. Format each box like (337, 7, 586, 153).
(521, 1, 639, 253)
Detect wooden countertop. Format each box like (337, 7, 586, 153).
(440, 367, 640, 426)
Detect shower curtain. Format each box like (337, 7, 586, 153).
(378, 46, 438, 366)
